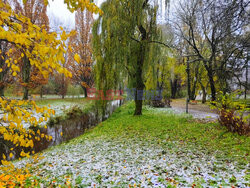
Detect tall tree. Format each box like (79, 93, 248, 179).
(175, 0, 249, 101)
(0, 0, 101, 163)
(145, 25, 174, 98)
(93, 0, 171, 115)
(68, 9, 94, 97)
(0, 1, 14, 96)
(0, 41, 13, 96)
(13, 0, 49, 100)
(54, 52, 70, 99)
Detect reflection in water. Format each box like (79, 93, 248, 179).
(0, 100, 122, 161)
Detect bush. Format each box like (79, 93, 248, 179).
(211, 92, 250, 135)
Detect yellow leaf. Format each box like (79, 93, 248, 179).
(74, 54, 81, 63)
(1, 160, 9, 165)
(9, 153, 13, 158)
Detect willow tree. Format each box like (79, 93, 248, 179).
(93, 0, 171, 115)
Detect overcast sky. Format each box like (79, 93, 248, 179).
(47, 0, 105, 31)
(47, 0, 174, 32)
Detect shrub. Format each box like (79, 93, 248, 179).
(66, 106, 84, 119)
(211, 92, 250, 135)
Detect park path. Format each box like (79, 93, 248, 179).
(170, 99, 218, 120)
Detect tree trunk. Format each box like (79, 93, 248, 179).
(201, 84, 206, 104)
(22, 55, 31, 100)
(245, 58, 248, 100)
(208, 72, 216, 101)
(81, 86, 88, 98)
(134, 44, 145, 116)
(40, 86, 43, 99)
(134, 93, 143, 115)
(204, 63, 216, 101)
(204, 61, 216, 101)
(0, 85, 4, 97)
(119, 85, 122, 106)
(190, 79, 197, 100)
(84, 87, 88, 98)
(170, 79, 178, 99)
(157, 85, 163, 98)
(190, 65, 199, 100)
(23, 88, 29, 100)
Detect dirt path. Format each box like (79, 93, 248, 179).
(171, 99, 218, 120)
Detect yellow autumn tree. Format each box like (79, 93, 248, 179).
(0, 0, 102, 186)
(0, 0, 102, 187)
(68, 9, 94, 97)
(0, 0, 73, 161)
(13, 0, 50, 100)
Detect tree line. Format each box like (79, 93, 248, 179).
(92, 0, 249, 115)
(0, 0, 249, 116)
(0, 0, 95, 100)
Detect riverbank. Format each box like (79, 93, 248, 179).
(9, 102, 249, 187)
(0, 98, 96, 162)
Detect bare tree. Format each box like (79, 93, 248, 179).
(174, 0, 250, 100)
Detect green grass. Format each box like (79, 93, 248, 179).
(16, 102, 249, 187)
(35, 98, 89, 106)
(78, 102, 249, 163)
(37, 98, 95, 126)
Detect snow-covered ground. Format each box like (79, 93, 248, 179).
(0, 99, 85, 128)
(4, 103, 249, 187)
(15, 136, 248, 187)
(147, 106, 218, 121)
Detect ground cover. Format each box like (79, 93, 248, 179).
(12, 102, 249, 187)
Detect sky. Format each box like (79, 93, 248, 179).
(47, 0, 174, 32)
(47, 0, 105, 32)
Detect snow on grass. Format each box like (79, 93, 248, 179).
(147, 105, 218, 121)
(0, 98, 90, 128)
(13, 103, 249, 187)
(15, 137, 249, 187)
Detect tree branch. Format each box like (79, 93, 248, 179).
(130, 36, 140, 43)
(148, 40, 172, 48)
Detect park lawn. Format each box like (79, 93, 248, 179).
(15, 102, 249, 187)
(35, 98, 94, 117)
(35, 97, 89, 106)
(87, 103, 249, 159)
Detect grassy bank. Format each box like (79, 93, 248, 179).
(35, 98, 90, 106)
(86, 103, 249, 159)
(14, 102, 249, 187)
(35, 98, 95, 126)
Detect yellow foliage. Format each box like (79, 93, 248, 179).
(74, 53, 81, 63)
(0, 0, 101, 184)
(63, 0, 103, 15)
(0, 1, 75, 80)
